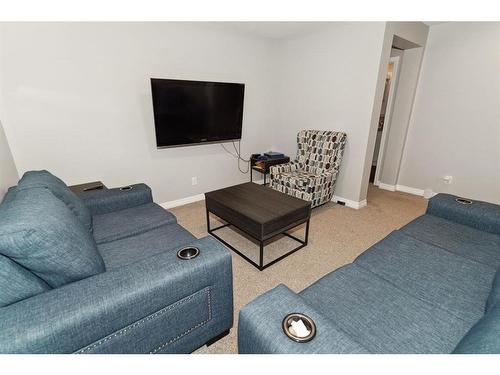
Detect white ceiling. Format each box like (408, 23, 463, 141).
(422, 22, 445, 26)
(214, 22, 441, 40)
(216, 22, 332, 39)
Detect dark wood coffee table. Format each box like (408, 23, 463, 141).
(205, 182, 311, 271)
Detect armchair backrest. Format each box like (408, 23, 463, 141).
(296, 130, 347, 174)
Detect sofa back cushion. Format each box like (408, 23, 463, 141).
(0, 187, 105, 288)
(0, 254, 51, 307)
(453, 305, 500, 353)
(18, 170, 92, 232)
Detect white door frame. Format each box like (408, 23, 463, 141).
(374, 55, 401, 186)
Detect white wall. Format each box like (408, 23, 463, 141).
(0, 120, 19, 199)
(10, 22, 496, 208)
(398, 22, 500, 203)
(271, 22, 387, 204)
(0, 23, 276, 203)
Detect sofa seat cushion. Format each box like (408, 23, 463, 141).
(0, 254, 51, 307)
(355, 231, 496, 322)
(400, 214, 500, 268)
(0, 187, 105, 288)
(300, 264, 472, 353)
(92, 203, 177, 244)
(97, 223, 196, 269)
(17, 170, 92, 232)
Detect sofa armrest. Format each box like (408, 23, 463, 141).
(427, 193, 500, 235)
(78, 183, 153, 215)
(0, 236, 233, 354)
(269, 161, 303, 177)
(238, 284, 368, 353)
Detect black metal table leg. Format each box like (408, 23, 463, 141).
(304, 219, 310, 245)
(206, 207, 210, 232)
(207, 209, 310, 271)
(259, 241, 264, 270)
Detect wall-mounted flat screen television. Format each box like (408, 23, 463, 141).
(151, 78, 245, 148)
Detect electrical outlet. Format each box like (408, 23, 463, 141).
(443, 175, 453, 184)
(191, 177, 198, 186)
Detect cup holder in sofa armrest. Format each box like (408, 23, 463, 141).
(282, 313, 316, 343)
(177, 246, 200, 260)
(119, 186, 133, 191)
(455, 197, 473, 205)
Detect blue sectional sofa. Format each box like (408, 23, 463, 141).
(239, 193, 500, 354)
(0, 170, 233, 353)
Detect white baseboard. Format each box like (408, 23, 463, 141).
(332, 195, 367, 209)
(159, 180, 264, 210)
(377, 183, 436, 199)
(160, 179, 267, 210)
(160, 193, 205, 210)
(395, 184, 424, 196)
(377, 182, 396, 192)
(161, 184, 369, 211)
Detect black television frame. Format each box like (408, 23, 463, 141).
(150, 78, 245, 149)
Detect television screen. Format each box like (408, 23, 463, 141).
(151, 78, 245, 148)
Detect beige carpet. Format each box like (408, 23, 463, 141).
(169, 184, 427, 354)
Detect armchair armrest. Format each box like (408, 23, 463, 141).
(0, 236, 233, 353)
(238, 284, 368, 353)
(269, 161, 303, 177)
(78, 183, 153, 215)
(427, 193, 500, 235)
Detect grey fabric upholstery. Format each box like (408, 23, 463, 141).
(0, 236, 233, 353)
(453, 305, 500, 354)
(17, 170, 93, 232)
(428, 193, 500, 235)
(0, 171, 233, 353)
(400, 214, 500, 268)
(238, 284, 369, 354)
(300, 264, 472, 353)
(92, 203, 177, 244)
(239, 193, 500, 354)
(354, 230, 496, 321)
(79, 183, 153, 216)
(486, 269, 500, 312)
(98, 223, 196, 269)
(1, 186, 17, 205)
(0, 254, 51, 307)
(270, 130, 347, 208)
(0, 187, 105, 288)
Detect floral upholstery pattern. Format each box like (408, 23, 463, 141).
(270, 130, 347, 208)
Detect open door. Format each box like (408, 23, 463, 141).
(371, 55, 401, 186)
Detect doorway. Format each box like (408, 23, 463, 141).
(370, 55, 400, 185)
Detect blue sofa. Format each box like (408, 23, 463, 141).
(0, 170, 233, 353)
(239, 193, 500, 353)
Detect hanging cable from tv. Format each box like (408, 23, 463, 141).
(220, 140, 250, 174)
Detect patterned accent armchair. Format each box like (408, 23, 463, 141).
(270, 130, 347, 208)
